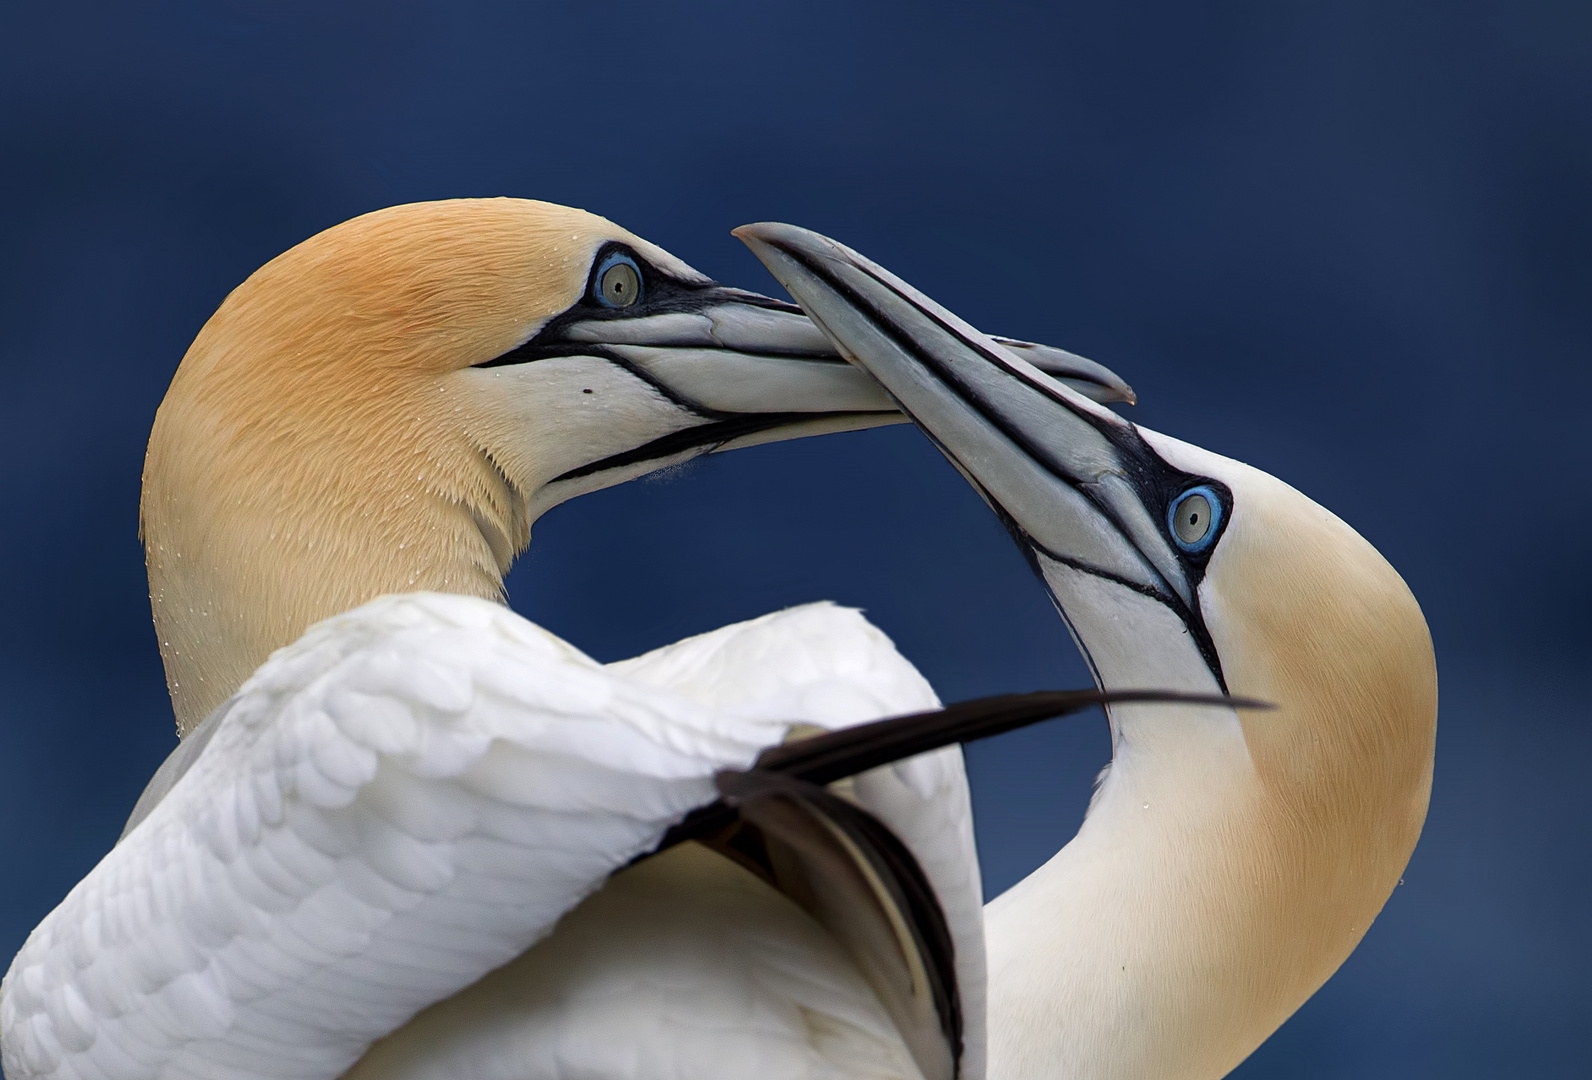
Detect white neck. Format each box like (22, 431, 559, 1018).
(980, 442, 1436, 1080)
(983, 708, 1267, 1080)
(984, 558, 1271, 1079)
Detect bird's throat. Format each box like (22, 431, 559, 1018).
(140, 393, 526, 736)
(144, 493, 511, 735)
(982, 734, 1296, 1080)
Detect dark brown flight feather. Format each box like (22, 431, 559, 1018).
(646, 686, 1267, 1077)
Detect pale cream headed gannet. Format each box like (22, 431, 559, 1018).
(738, 223, 1439, 1080)
(2, 199, 1150, 1080)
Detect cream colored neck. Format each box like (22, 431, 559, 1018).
(135, 199, 625, 736)
(980, 568, 1434, 1080)
(141, 372, 526, 735)
(984, 697, 1431, 1080)
(984, 708, 1277, 1080)
(144, 477, 512, 736)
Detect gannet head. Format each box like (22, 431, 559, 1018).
(143, 198, 916, 733)
(737, 223, 1438, 1079)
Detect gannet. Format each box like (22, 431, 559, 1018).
(0, 199, 1148, 1080)
(4, 196, 1429, 1080)
(136, 199, 1130, 737)
(737, 223, 1439, 1079)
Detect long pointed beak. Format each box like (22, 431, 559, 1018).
(734, 222, 1228, 690)
(480, 285, 901, 438)
(488, 281, 1133, 424)
(557, 288, 898, 419)
(482, 268, 1141, 493)
(549, 285, 1134, 407)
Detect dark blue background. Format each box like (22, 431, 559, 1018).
(2, 2, 1587, 1076)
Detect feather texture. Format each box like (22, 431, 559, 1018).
(2, 595, 981, 1080)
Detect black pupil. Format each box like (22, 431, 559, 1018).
(1174, 492, 1212, 545)
(602, 263, 637, 304)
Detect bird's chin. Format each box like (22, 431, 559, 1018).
(1037, 559, 1225, 699)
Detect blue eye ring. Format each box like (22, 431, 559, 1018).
(1168, 485, 1223, 554)
(592, 250, 643, 308)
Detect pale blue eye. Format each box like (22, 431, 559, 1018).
(593, 251, 643, 308)
(1168, 485, 1222, 553)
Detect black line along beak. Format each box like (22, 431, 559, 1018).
(485, 267, 1137, 409)
(475, 243, 1139, 484)
(734, 222, 1232, 690)
(471, 237, 1143, 509)
(483, 278, 904, 419)
(471, 278, 902, 491)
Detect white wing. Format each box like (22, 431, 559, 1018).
(2, 596, 983, 1080)
(353, 604, 985, 1080)
(2, 594, 777, 1080)
(613, 602, 986, 1080)
(345, 842, 929, 1080)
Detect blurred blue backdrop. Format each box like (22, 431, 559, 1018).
(1, 2, 1588, 1076)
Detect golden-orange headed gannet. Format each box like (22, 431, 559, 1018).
(136, 199, 1130, 740)
(1, 199, 1150, 1080)
(737, 222, 1439, 1080)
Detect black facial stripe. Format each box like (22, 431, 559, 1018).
(1029, 540, 1230, 694)
(475, 242, 806, 369)
(772, 244, 1146, 521)
(810, 250, 1172, 563)
(479, 340, 848, 368)
(600, 349, 718, 419)
(767, 239, 1232, 689)
(969, 472, 1229, 692)
(924, 419, 1183, 616)
(548, 410, 894, 485)
(481, 345, 864, 447)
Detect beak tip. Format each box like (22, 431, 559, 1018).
(735, 222, 848, 267)
(731, 222, 786, 248)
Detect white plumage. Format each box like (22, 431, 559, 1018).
(3, 198, 1438, 1080)
(3, 596, 978, 1080)
(739, 221, 1437, 1080)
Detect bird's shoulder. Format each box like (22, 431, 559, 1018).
(612, 599, 940, 719)
(2, 594, 980, 1080)
(2, 594, 777, 1080)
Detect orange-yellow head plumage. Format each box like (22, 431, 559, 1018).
(142, 199, 886, 732)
